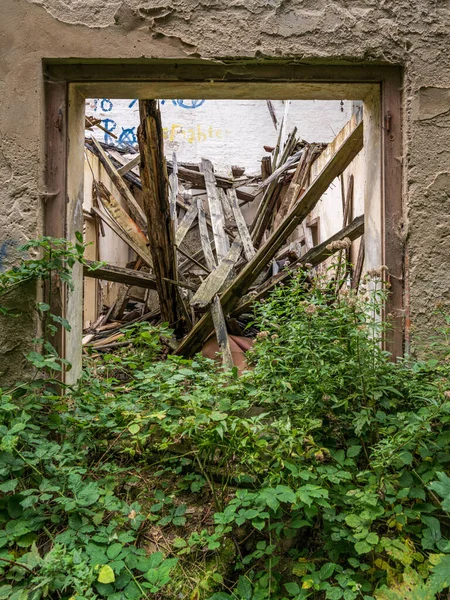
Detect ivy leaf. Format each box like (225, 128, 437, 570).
(128, 423, 140, 435)
(98, 564, 115, 584)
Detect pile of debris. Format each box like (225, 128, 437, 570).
(83, 100, 365, 367)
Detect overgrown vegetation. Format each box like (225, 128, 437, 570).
(1, 238, 450, 599)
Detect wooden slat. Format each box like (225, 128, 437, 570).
(227, 188, 255, 261)
(232, 215, 365, 316)
(96, 181, 152, 265)
(138, 100, 183, 335)
(91, 206, 152, 266)
(191, 242, 242, 310)
(201, 158, 230, 261)
(176, 118, 364, 357)
(175, 202, 198, 247)
(83, 260, 157, 289)
(219, 188, 234, 221)
(90, 136, 147, 230)
(351, 235, 365, 290)
(169, 151, 179, 227)
(197, 197, 217, 271)
(210, 295, 234, 370)
(117, 154, 140, 176)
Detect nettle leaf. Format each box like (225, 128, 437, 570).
(355, 541, 372, 554)
(98, 564, 115, 584)
(76, 482, 100, 507)
(236, 575, 252, 600)
(0, 479, 18, 493)
(429, 472, 450, 511)
(284, 581, 301, 595)
(320, 562, 336, 580)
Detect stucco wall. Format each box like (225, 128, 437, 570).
(1, 0, 449, 382)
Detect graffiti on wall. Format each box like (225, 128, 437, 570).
(87, 98, 207, 146)
(0, 240, 16, 272)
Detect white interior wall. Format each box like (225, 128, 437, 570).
(85, 99, 353, 176)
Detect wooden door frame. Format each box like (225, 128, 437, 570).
(44, 59, 403, 374)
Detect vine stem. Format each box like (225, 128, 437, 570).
(0, 556, 35, 574)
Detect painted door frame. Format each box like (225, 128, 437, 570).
(44, 60, 403, 380)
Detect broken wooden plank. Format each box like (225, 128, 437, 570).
(210, 295, 234, 370)
(117, 154, 140, 176)
(91, 206, 152, 267)
(83, 260, 157, 289)
(201, 158, 230, 261)
(197, 197, 217, 272)
(176, 118, 364, 357)
(95, 181, 153, 266)
(175, 202, 198, 247)
(89, 137, 147, 230)
(351, 235, 365, 290)
(219, 188, 234, 222)
(191, 241, 242, 311)
(227, 188, 255, 261)
(111, 285, 131, 320)
(176, 245, 211, 275)
(138, 100, 183, 335)
(169, 152, 179, 228)
(231, 214, 365, 316)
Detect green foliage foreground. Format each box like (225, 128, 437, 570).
(2, 241, 450, 599)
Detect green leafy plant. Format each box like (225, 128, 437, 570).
(2, 242, 450, 599)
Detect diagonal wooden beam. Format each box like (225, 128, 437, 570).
(176, 117, 364, 357)
(190, 242, 242, 311)
(90, 136, 147, 229)
(201, 158, 230, 262)
(231, 214, 364, 316)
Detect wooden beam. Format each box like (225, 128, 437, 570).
(210, 295, 234, 370)
(169, 152, 179, 228)
(196, 197, 217, 271)
(96, 181, 152, 265)
(231, 215, 365, 316)
(176, 118, 364, 356)
(91, 206, 152, 266)
(227, 188, 255, 261)
(201, 158, 230, 262)
(138, 100, 183, 335)
(90, 136, 147, 230)
(191, 242, 242, 311)
(83, 260, 157, 289)
(175, 202, 198, 247)
(117, 154, 140, 176)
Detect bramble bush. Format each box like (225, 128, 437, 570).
(1, 238, 450, 599)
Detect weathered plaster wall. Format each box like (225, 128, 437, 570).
(1, 0, 449, 382)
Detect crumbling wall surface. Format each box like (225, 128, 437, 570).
(1, 0, 450, 382)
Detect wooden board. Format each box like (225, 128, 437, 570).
(227, 188, 255, 261)
(210, 295, 234, 370)
(196, 197, 217, 271)
(175, 202, 198, 247)
(191, 241, 242, 310)
(83, 260, 157, 289)
(90, 137, 147, 230)
(201, 158, 230, 261)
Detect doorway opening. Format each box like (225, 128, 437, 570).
(43, 61, 403, 382)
